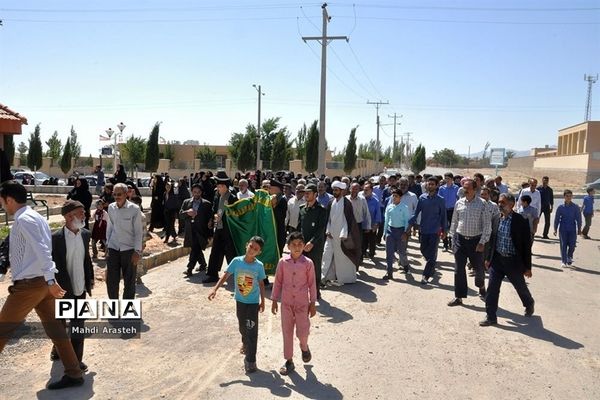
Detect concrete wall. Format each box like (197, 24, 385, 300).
(507, 156, 535, 170)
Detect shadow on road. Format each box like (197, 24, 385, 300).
(316, 298, 353, 324)
(494, 315, 584, 350)
(568, 265, 600, 275)
(286, 365, 343, 399)
(220, 369, 292, 397)
(37, 366, 96, 400)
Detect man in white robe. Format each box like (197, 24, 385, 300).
(322, 181, 359, 285)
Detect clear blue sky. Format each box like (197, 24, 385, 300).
(1, 0, 599, 159)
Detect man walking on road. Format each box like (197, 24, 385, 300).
(447, 179, 491, 306)
(480, 193, 535, 326)
(0, 181, 85, 390)
(538, 176, 554, 239)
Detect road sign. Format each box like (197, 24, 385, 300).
(489, 148, 505, 166)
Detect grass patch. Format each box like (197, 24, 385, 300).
(0, 222, 64, 240)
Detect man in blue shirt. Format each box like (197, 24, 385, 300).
(362, 182, 382, 259)
(553, 190, 582, 267)
(582, 187, 595, 239)
(409, 177, 447, 284)
(438, 172, 459, 251)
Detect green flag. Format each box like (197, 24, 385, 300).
(225, 189, 280, 274)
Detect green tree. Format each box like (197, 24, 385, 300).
(431, 148, 462, 167)
(45, 130, 62, 163)
(3, 135, 15, 166)
(121, 135, 147, 172)
(343, 127, 358, 174)
(271, 131, 290, 171)
(27, 124, 43, 170)
(70, 125, 81, 163)
(237, 133, 256, 172)
(294, 123, 307, 161)
(17, 141, 28, 166)
(260, 117, 286, 170)
(411, 144, 426, 173)
(145, 122, 160, 171)
(60, 137, 72, 174)
(196, 145, 217, 169)
(304, 120, 319, 173)
(84, 153, 94, 167)
(163, 142, 175, 161)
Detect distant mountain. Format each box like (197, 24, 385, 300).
(459, 149, 530, 159)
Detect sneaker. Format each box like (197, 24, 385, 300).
(561, 263, 567, 268)
(420, 276, 429, 285)
(47, 375, 84, 390)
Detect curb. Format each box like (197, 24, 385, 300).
(141, 245, 191, 271)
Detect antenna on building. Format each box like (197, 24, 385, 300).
(584, 74, 598, 121)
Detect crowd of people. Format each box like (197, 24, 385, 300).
(0, 164, 595, 386)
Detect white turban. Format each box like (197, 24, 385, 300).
(331, 181, 347, 190)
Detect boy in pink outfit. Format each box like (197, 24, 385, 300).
(271, 231, 317, 375)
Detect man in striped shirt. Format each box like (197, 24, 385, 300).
(448, 178, 492, 306)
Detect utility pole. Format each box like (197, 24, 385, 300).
(366, 100, 389, 168)
(384, 113, 402, 167)
(400, 132, 413, 170)
(303, 3, 348, 176)
(584, 74, 598, 122)
(252, 84, 264, 170)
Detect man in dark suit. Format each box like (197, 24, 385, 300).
(480, 193, 535, 326)
(203, 172, 238, 283)
(298, 184, 327, 299)
(50, 200, 95, 371)
(180, 184, 213, 277)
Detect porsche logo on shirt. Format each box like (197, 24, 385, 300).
(237, 273, 254, 297)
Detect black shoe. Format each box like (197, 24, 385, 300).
(302, 347, 312, 363)
(184, 269, 193, 277)
(447, 298, 463, 307)
(382, 273, 393, 280)
(479, 318, 497, 327)
(524, 301, 535, 317)
(403, 265, 409, 274)
(50, 350, 60, 361)
(80, 362, 88, 372)
(244, 359, 257, 373)
(195, 264, 207, 272)
(47, 375, 84, 390)
(202, 275, 219, 284)
(279, 360, 295, 375)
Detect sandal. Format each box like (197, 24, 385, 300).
(279, 360, 295, 375)
(301, 347, 312, 363)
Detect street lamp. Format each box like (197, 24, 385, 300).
(116, 122, 126, 170)
(252, 84, 264, 170)
(105, 128, 115, 172)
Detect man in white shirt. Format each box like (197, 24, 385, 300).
(236, 179, 254, 199)
(50, 200, 95, 372)
(397, 177, 418, 272)
(517, 178, 542, 219)
(106, 183, 143, 299)
(0, 181, 84, 390)
(285, 184, 306, 232)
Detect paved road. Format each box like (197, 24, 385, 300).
(1, 217, 599, 399)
